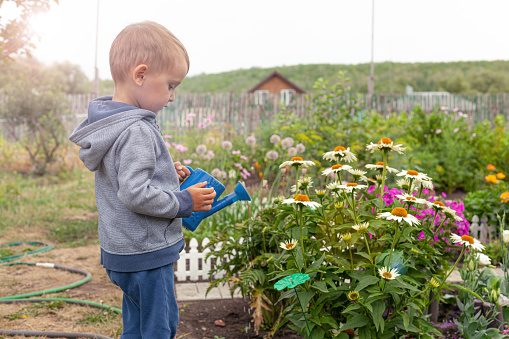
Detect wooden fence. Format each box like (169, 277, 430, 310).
(1, 92, 508, 140)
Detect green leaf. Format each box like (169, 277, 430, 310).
(343, 303, 362, 313)
(296, 290, 315, 312)
(307, 254, 325, 272)
(372, 300, 385, 333)
(339, 314, 369, 331)
(401, 311, 409, 331)
(450, 283, 485, 301)
(312, 281, 329, 293)
(311, 326, 325, 339)
(356, 275, 380, 292)
(358, 325, 372, 339)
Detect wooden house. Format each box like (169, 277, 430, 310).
(248, 70, 306, 105)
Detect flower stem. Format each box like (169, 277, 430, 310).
(386, 224, 400, 269)
(379, 152, 388, 212)
(425, 246, 466, 309)
(294, 287, 313, 339)
(298, 206, 307, 270)
(433, 216, 449, 237)
(349, 248, 354, 270)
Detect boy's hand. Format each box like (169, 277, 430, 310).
(174, 162, 191, 182)
(187, 182, 216, 212)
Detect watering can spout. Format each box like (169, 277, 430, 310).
(179, 167, 251, 231)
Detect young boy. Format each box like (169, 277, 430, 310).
(69, 21, 215, 338)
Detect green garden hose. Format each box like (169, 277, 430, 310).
(0, 241, 54, 263)
(0, 242, 121, 338)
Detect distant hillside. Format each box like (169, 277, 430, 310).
(178, 60, 509, 94)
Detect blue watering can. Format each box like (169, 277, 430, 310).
(179, 167, 251, 231)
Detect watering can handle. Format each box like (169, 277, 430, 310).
(179, 166, 194, 186)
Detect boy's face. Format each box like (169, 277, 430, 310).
(134, 56, 187, 114)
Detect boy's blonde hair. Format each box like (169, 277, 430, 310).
(109, 21, 190, 84)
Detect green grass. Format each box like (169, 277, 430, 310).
(0, 168, 98, 246)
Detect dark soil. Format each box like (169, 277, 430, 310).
(177, 299, 302, 339)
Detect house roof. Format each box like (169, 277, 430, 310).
(248, 70, 306, 93)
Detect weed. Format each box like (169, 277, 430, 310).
(77, 309, 118, 325)
(48, 219, 98, 247)
(179, 302, 190, 316)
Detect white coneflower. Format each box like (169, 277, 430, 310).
(366, 137, 405, 154)
(323, 146, 357, 163)
(375, 174, 383, 184)
(396, 178, 412, 190)
(326, 181, 342, 192)
(347, 168, 367, 179)
(322, 164, 353, 176)
(377, 207, 420, 226)
(396, 169, 424, 180)
(279, 239, 298, 251)
(315, 189, 327, 198)
(352, 222, 369, 234)
(395, 193, 428, 206)
(291, 177, 314, 193)
(428, 200, 448, 212)
(450, 233, 485, 252)
(360, 176, 378, 186)
(365, 162, 399, 173)
(282, 194, 322, 209)
(378, 266, 400, 280)
(415, 174, 434, 190)
(339, 182, 368, 192)
(442, 206, 463, 221)
(279, 157, 315, 169)
(228, 169, 237, 179)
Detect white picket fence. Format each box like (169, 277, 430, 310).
(174, 237, 233, 282)
(176, 215, 496, 282)
(470, 214, 498, 243)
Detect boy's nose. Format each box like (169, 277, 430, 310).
(168, 92, 175, 102)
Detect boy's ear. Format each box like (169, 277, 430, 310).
(133, 64, 148, 86)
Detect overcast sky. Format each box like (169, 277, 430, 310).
(15, 0, 509, 80)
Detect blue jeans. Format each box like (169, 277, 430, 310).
(106, 263, 178, 339)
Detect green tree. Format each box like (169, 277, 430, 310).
(469, 71, 507, 93)
(0, 0, 58, 61)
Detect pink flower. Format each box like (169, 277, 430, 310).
(453, 127, 459, 133)
(240, 155, 248, 161)
(198, 123, 206, 129)
(165, 142, 171, 148)
(183, 159, 192, 165)
(270, 134, 281, 144)
(163, 135, 172, 139)
(188, 113, 196, 118)
(232, 150, 241, 155)
(222, 141, 232, 151)
(435, 129, 442, 134)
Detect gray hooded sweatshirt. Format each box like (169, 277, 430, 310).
(69, 96, 192, 272)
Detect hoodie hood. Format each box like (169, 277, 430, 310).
(69, 97, 157, 172)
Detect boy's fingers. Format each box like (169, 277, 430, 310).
(182, 167, 191, 176)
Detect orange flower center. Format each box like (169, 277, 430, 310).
(376, 162, 386, 166)
(368, 178, 376, 182)
(378, 137, 392, 144)
(331, 164, 343, 170)
(391, 207, 408, 217)
(405, 197, 417, 201)
(461, 235, 474, 244)
(291, 157, 303, 161)
(295, 194, 310, 202)
(382, 272, 393, 279)
(406, 170, 418, 176)
(285, 243, 295, 249)
(334, 146, 346, 151)
(433, 201, 445, 207)
(346, 183, 358, 187)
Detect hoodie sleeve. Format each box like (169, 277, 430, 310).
(115, 124, 188, 218)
